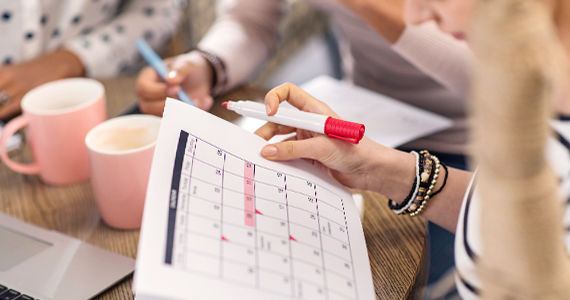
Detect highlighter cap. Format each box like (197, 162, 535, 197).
(324, 117, 365, 144)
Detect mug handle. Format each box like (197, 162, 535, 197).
(0, 115, 40, 174)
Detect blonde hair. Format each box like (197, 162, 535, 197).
(470, 0, 570, 298)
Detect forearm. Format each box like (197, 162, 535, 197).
(418, 167, 472, 232)
(22, 48, 85, 81)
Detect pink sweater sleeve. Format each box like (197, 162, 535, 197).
(198, 0, 286, 92)
(392, 21, 473, 97)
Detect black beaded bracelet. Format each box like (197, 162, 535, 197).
(406, 153, 438, 215)
(388, 176, 418, 210)
(389, 150, 444, 217)
(388, 151, 423, 212)
(429, 163, 448, 198)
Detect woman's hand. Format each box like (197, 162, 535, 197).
(136, 52, 214, 116)
(0, 48, 84, 120)
(256, 83, 473, 232)
(255, 83, 416, 199)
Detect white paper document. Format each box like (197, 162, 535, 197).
(234, 76, 452, 148)
(304, 76, 453, 147)
(134, 99, 375, 300)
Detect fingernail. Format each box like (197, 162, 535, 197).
(261, 145, 277, 157)
(167, 70, 177, 79)
(265, 102, 271, 115)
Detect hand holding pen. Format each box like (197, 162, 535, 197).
(238, 82, 382, 191)
(224, 100, 364, 143)
(135, 39, 215, 114)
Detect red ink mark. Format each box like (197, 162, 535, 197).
(289, 235, 297, 242)
(222, 236, 229, 242)
(255, 209, 263, 215)
(244, 161, 255, 227)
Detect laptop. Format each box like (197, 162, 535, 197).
(0, 212, 135, 300)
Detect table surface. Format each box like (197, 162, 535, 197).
(0, 77, 427, 299)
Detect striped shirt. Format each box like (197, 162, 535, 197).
(454, 118, 570, 299)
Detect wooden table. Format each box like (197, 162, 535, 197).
(0, 77, 427, 299)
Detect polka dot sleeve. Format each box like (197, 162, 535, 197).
(64, 0, 182, 78)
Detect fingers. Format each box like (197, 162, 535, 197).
(193, 95, 214, 111)
(254, 122, 296, 141)
(165, 54, 198, 85)
(0, 101, 21, 120)
(264, 82, 337, 117)
(261, 138, 330, 162)
(0, 93, 23, 120)
(136, 66, 168, 103)
(138, 95, 166, 116)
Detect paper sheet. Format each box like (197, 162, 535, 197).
(234, 76, 452, 148)
(135, 99, 375, 300)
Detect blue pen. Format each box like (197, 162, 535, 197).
(135, 39, 195, 106)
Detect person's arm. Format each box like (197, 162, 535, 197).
(64, 0, 182, 78)
(0, 49, 84, 120)
(135, 0, 286, 115)
(197, 0, 286, 93)
(255, 83, 472, 232)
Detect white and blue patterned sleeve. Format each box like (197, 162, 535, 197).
(64, 0, 182, 78)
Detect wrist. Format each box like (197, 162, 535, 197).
(195, 49, 227, 96)
(365, 145, 416, 202)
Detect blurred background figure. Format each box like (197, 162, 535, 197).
(137, 0, 472, 157)
(0, 0, 182, 121)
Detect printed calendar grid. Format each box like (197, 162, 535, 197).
(165, 130, 359, 300)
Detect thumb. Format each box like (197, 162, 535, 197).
(261, 138, 327, 162)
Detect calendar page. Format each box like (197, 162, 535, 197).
(134, 99, 375, 300)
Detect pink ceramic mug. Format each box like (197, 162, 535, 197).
(0, 78, 106, 184)
(85, 115, 161, 229)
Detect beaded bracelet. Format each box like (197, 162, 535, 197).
(389, 150, 444, 217)
(429, 163, 448, 198)
(407, 152, 437, 213)
(388, 151, 421, 214)
(409, 152, 441, 217)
